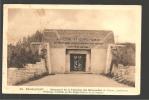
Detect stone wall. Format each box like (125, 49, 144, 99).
(110, 64, 135, 87)
(8, 59, 48, 85)
(105, 44, 135, 87)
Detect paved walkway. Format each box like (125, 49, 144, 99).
(22, 74, 129, 87)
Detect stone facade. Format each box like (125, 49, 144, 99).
(33, 29, 115, 74)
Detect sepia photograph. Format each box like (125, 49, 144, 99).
(2, 4, 141, 95)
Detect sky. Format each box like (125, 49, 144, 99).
(7, 5, 141, 44)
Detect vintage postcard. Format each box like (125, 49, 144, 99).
(2, 4, 141, 95)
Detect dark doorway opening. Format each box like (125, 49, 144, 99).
(70, 54, 86, 72)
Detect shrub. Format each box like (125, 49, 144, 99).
(111, 43, 135, 66)
(7, 30, 44, 68)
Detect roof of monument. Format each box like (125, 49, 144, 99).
(43, 29, 115, 44)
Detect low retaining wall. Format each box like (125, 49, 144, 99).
(109, 64, 135, 87)
(8, 59, 48, 85)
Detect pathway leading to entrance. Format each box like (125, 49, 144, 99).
(21, 74, 130, 87)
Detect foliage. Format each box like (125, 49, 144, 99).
(111, 43, 135, 66)
(7, 30, 44, 68)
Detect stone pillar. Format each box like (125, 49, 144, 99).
(105, 44, 113, 74)
(85, 53, 91, 72)
(45, 43, 52, 74)
(65, 53, 70, 73)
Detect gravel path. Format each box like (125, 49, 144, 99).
(21, 74, 129, 87)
